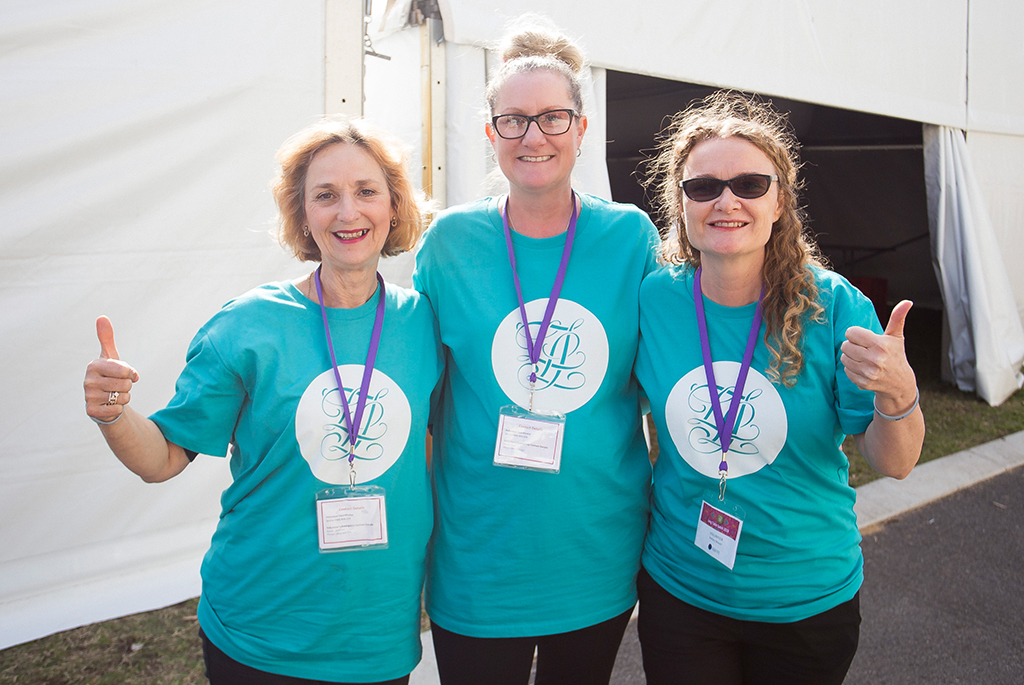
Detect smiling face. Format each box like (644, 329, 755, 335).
(681, 136, 783, 270)
(486, 69, 587, 198)
(303, 142, 392, 280)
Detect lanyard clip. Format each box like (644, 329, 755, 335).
(718, 455, 728, 501)
(528, 363, 539, 411)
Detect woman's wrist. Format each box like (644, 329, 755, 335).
(90, 409, 124, 426)
(873, 388, 920, 421)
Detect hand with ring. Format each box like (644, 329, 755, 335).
(84, 316, 140, 426)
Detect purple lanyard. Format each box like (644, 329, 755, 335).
(502, 192, 578, 389)
(315, 266, 385, 478)
(693, 265, 763, 498)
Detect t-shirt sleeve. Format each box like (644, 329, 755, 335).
(830, 276, 883, 436)
(412, 221, 438, 300)
(639, 212, 662, 279)
(149, 327, 246, 458)
(427, 294, 446, 423)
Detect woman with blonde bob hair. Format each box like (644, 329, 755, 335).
(635, 92, 924, 684)
(84, 117, 443, 684)
(275, 118, 425, 262)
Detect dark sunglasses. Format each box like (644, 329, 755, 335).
(678, 174, 779, 202)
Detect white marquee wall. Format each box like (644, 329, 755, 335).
(439, 0, 973, 128)
(0, 0, 328, 648)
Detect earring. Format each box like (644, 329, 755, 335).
(303, 226, 309, 237)
(576, 148, 582, 158)
(491, 151, 497, 163)
(390, 216, 398, 227)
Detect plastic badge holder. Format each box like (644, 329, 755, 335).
(493, 404, 566, 474)
(315, 485, 389, 552)
(694, 490, 746, 571)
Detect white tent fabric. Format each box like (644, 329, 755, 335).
(964, 1, 1024, 332)
(967, 0, 1024, 136)
(0, 0, 328, 649)
(964, 130, 1024, 322)
(923, 125, 1024, 405)
(439, 0, 970, 128)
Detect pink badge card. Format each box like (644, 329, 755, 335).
(694, 499, 744, 571)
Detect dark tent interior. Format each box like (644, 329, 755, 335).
(604, 71, 944, 379)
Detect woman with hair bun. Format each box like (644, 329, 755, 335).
(413, 22, 659, 685)
(635, 91, 924, 684)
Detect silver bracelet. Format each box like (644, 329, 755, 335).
(873, 388, 920, 421)
(90, 411, 123, 426)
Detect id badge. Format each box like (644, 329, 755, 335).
(694, 492, 745, 571)
(315, 486, 388, 552)
(493, 404, 566, 473)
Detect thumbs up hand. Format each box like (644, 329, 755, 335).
(841, 300, 918, 414)
(84, 316, 140, 425)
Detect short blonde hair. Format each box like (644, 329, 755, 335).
(644, 91, 827, 386)
(272, 118, 428, 261)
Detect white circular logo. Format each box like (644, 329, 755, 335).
(665, 362, 787, 479)
(491, 298, 609, 413)
(295, 366, 411, 484)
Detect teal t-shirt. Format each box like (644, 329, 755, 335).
(413, 194, 660, 637)
(636, 264, 880, 623)
(149, 280, 443, 681)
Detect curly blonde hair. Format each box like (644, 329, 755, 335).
(644, 91, 827, 386)
(272, 118, 429, 262)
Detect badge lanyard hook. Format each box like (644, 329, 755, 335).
(503, 191, 578, 412)
(694, 266, 764, 501)
(529, 363, 541, 411)
(315, 266, 386, 484)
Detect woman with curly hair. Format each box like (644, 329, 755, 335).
(634, 92, 924, 685)
(84, 118, 442, 684)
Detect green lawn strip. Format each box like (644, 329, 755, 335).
(846, 380, 1024, 488)
(0, 598, 204, 685)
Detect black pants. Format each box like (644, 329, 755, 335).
(430, 606, 634, 685)
(200, 628, 410, 685)
(637, 567, 860, 685)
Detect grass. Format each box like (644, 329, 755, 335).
(0, 596, 432, 685)
(845, 379, 1024, 487)
(3, 309, 1023, 683)
(0, 598, 204, 685)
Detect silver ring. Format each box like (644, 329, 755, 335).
(106, 391, 119, 406)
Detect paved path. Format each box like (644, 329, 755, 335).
(411, 431, 1024, 684)
(847, 462, 1024, 684)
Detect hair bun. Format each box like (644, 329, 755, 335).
(501, 28, 584, 74)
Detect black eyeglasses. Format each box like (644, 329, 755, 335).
(491, 109, 578, 139)
(678, 174, 779, 202)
